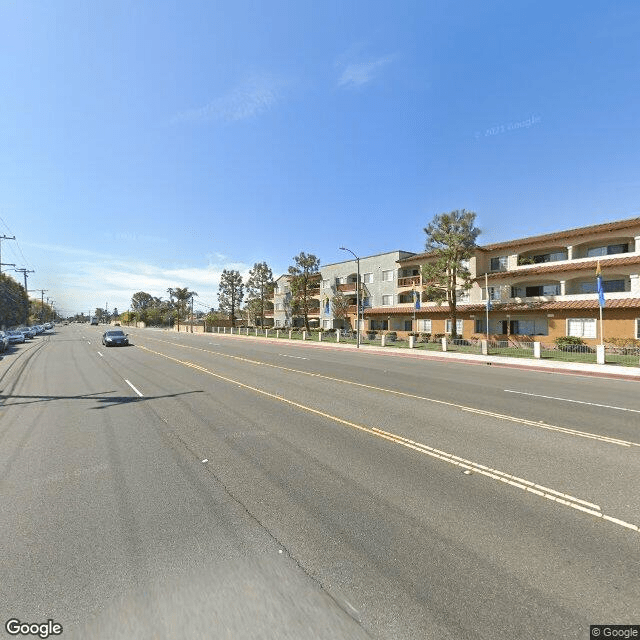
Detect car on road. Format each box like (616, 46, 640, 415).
(18, 327, 37, 339)
(101, 329, 130, 347)
(6, 330, 26, 344)
(0, 331, 9, 352)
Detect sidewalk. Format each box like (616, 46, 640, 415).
(191, 330, 640, 382)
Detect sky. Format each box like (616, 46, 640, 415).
(1, 0, 639, 317)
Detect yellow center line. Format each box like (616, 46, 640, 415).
(138, 334, 639, 449)
(137, 343, 639, 535)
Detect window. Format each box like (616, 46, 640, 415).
(370, 320, 388, 331)
(586, 243, 628, 257)
(511, 319, 548, 335)
(418, 319, 432, 332)
(490, 256, 508, 271)
(456, 290, 470, 303)
(363, 273, 373, 283)
(336, 276, 346, 285)
(362, 296, 371, 308)
(382, 270, 394, 282)
(321, 279, 329, 288)
(533, 250, 567, 263)
(445, 319, 464, 334)
(580, 279, 625, 294)
(275, 303, 283, 311)
(637, 319, 640, 339)
(323, 320, 331, 329)
(524, 284, 561, 297)
(475, 318, 486, 333)
(486, 286, 501, 300)
(404, 320, 412, 331)
(567, 318, 597, 338)
(382, 295, 393, 306)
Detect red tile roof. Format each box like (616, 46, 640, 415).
(364, 298, 640, 315)
(477, 255, 640, 281)
(479, 216, 640, 252)
(397, 216, 640, 264)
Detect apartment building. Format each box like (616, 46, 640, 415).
(271, 273, 321, 328)
(320, 251, 416, 331)
(362, 216, 640, 343)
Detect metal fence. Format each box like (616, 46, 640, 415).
(207, 327, 639, 367)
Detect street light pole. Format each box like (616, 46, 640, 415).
(339, 247, 360, 348)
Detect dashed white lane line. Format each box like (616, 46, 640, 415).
(97, 352, 103, 357)
(124, 379, 144, 397)
(505, 390, 640, 414)
(279, 354, 308, 360)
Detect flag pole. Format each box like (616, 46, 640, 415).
(485, 272, 489, 341)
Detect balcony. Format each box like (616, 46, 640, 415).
(337, 282, 357, 292)
(398, 276, 420, 287)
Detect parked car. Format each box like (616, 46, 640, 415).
(0, 331, 9, 352)
(7, 330, 26, 344)
(18, 327, 36, 339)
(101, 329, 129, 347)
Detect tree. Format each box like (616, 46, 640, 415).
(0, 273, 28, 329)
(288, 252, 320, 331)
(245, 261, 274, 328)
(218, 270, 244, 327)
(421, 209, 480, 338)
(330, 291, 351, 329)
(171, 287, 198, 330)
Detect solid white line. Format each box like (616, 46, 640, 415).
(124, 379, 144, 397)
(504, 389, 640, 414)
(279, 354, 308, 359)
(97, 352, 103, 357)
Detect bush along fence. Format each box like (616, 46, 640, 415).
(207, 327, 640, 368)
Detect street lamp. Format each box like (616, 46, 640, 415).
(339, 246, 361, 348)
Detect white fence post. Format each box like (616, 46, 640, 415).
(441, 337, 447, 352)
(381, 334, 386, 347)
(596, 344, 605, 365)
(276, 329, 279, 338)
(409, 335, 415, 348)
(533, 341, 541, 359)
(289, 330, 293, 339)
(302, 330, 307, 341)
(319, 331, 323, 342)
(481, 339, 488, 355)
(336, 331, 340, 343)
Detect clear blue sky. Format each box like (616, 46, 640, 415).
(1, 0, 639, 317)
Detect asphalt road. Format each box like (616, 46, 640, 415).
(1, 325, 638, 639)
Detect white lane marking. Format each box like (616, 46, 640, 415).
(97, 352, 103, 357)
(505, 390, 640, 414)
(279, 354, 308, 360)
(124, 379, 144, 397)
(87, 341, 91, 344)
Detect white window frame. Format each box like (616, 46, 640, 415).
(567, 318, 596, 339)
(445, 319, 464, 334)
(418, 319, 432, 333)
(382, 270, 394, 282)
(321, 279, 330, 288)
(382, 294, 393, 306)
(363, 272, 373, 284)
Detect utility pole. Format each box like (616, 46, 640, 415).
(190, 295, 194, 333)
(30, 289, 49, 322)
(14, 268, 35, 324)
(0, 235, 16, 276)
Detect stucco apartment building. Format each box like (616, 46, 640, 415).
(265, 217, 640, 343)
(363, 216, 640, 344)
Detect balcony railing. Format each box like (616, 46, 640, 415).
(398, 276, 420, 287)
(337, 282, 357, 292)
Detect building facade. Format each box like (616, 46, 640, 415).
(362, 217, 640, 343)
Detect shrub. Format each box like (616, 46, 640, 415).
(419, 332, 431, 342)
